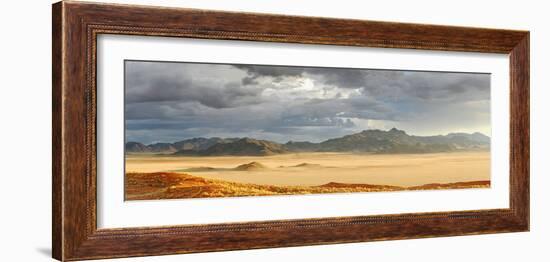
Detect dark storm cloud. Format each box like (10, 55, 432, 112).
(127, 79, 262, 109)
(125, 61, 490, 144)
(126, 61, 263, 108)
(307, 67, 370, 89)
(235, 64, 489, 101)
(236, 64, 371, 89)
(234, 64, 306, 77)
(309, 68, 489, 101)
(234, 64, 306, 85)
(358, 70, 490, 101)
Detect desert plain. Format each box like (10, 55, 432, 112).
(125, 151, 490, 200)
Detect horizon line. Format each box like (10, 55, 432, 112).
(126, 127, 490, 146)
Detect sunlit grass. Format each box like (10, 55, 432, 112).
(125, 172, 490, 200)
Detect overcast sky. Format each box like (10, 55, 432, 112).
(125, 60, 490, 144)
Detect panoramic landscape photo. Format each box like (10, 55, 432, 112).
(124, 60, 491, 200)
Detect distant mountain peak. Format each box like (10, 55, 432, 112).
(359, 128, 407, 136)
(472, 131, 489, 137)
(389, 127, 407, 135)
(173, 137, 288, 156)
(127, 128, 490, 155)
(238, 137, 258, 143)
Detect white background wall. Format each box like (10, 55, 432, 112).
(0, 0, 546, 261)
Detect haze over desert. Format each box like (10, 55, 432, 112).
(126, 151, 490, 187)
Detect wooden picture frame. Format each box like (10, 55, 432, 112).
(52, 1, 529, 261)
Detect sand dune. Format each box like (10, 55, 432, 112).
(234, 161, 267, 171)
(289, 163, 323, 168)
(177, 162, 269, 172)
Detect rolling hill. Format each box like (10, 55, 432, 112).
(194, 138, 288, 156)
(126, 137, 237, 154)
(315, 128, 488, 153)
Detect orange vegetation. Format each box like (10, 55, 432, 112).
(125, 172, 490, 200)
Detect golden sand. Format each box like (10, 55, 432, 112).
(126, 151, 490, 187)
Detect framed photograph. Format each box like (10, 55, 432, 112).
(52, 1, 529, 261)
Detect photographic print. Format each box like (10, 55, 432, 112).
(124, 60, 491, 200)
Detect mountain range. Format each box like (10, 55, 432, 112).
(125, 128, 490, 156)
